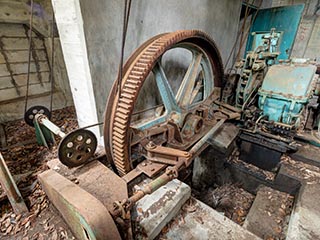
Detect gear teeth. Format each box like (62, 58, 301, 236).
(113, 126, 126, 135)
(121, 93, 134, 99)
(118, 102, 132, 109)
(113, 145, 124, 153)
(115, 111, 129, 120)
(127, 79, 140, 85)
(113, 121, 126, 129)
(136, 62, 149, 68)
(108, 30, 224, 175)
(116, 108, 130, 115)
(132, 66, 146, 72)
(138, 58, 150, 64)
(130, 70, 143, 76)
(113, 132, 125, 140)
(112, 140, 124, 148)
(119, 97, 133, 104)
(124, 83, 139, 90)
(114, 151, 124, 159)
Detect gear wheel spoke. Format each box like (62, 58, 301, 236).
(104, 30, 224, 176)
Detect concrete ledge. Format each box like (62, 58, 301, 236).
(287, 183, 320, 240)
(163, 198, 261, 240)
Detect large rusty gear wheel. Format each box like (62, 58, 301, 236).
(104, 30, 224, 176)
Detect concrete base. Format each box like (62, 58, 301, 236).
(132, 179, 191, 240)
(163, 198, 260, 240)
(287, 183, 320, 240)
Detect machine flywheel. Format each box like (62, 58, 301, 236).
(104, 30, 224, 175)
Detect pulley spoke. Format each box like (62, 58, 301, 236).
(153, 61, 180, 113)
(176, 52, 203, 107)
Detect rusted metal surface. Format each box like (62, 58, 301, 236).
(104, 30, 224, 176)
(0, 152, 28, 214)
(39, 169, 121, 240)
(58, 129, 97, 167)
(136, 160, 166, 178)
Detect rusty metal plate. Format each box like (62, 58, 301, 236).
(137, 160, 166, 178)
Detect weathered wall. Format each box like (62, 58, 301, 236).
(0, 0, 73, 123)
(272, 0, 320, 59)
(78, 0, 242, 123)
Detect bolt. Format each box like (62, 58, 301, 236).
(146, 141, 156, 149)
(184, 152, 190, 157)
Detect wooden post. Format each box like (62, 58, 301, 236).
(0, 152, 28, 214)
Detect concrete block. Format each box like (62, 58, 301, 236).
(243, 186, 293, 239)
(287, 183, 320, 240)
(163, 198, 261, 240)
(132, 179, 191, 240)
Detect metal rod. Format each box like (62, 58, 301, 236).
(49, 11, 55, 113)
(79, 122, 103, 130)
(24, 0, 34, 113)
(0, 153, 28, 214)
(37, 115, 66, 138)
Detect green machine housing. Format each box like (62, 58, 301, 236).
(258, 61, 318, 127)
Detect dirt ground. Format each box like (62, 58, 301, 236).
(0, 107, 77, 239)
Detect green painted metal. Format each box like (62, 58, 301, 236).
(34, 118, 54, 147)
(258, 62, 317, 125)
(246, 4, 304, 59)
(236, 28, 280, 109)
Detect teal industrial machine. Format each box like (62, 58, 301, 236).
(222, 4, 320, 170)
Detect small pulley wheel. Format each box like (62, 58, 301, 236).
(24, 105, 51, 127)
(58, 129, 97, 167)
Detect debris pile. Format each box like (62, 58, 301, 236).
(198, 183, 255, 225)
(281, 155, 320, 184)
(228, 151, 275, 181)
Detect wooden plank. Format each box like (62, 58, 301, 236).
(0, 72, 50, 89)
(0, 81, 52, 102)
(0, 23, 36, 37)
(0, 49, 48, 64)
(0, 61, 50, 75)
(0, 64, 9, 77)
(1, 37, 44, 50)
(0, 152, 28, 214)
